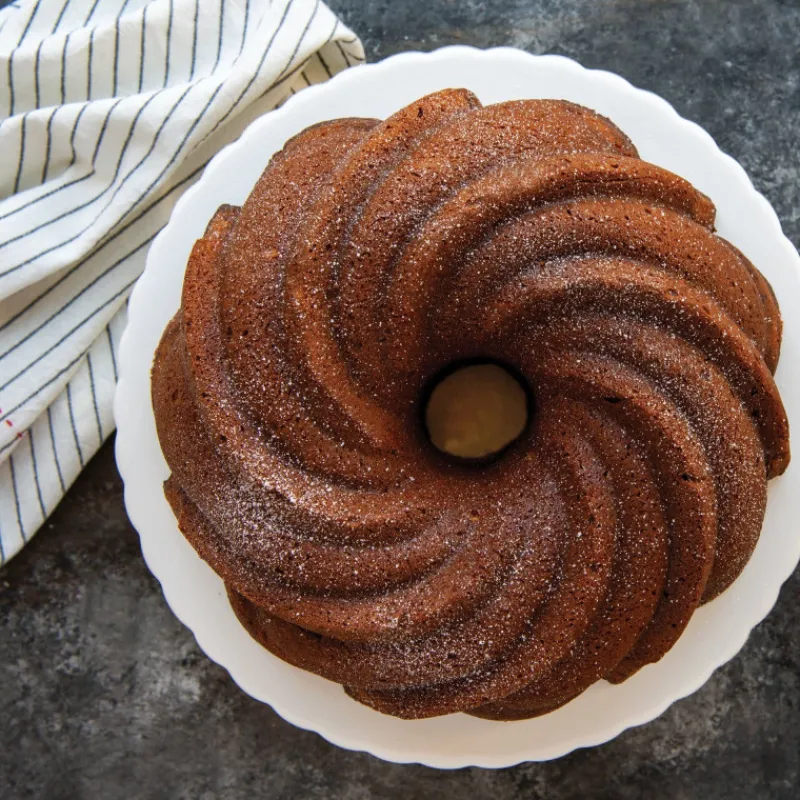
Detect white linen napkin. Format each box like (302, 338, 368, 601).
(0, 0, 364, 565)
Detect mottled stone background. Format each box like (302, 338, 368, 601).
(1, 1, 798, 798)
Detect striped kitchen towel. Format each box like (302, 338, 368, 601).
(0, 0, 364, 566)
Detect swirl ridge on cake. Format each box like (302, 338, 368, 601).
(151, 89, 789, 720)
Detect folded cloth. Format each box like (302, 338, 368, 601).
(0, 0, 363, 565)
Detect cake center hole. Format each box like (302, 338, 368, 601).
(424, 363, 529, 460)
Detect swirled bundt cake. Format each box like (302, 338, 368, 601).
(152, 89, 790, 720)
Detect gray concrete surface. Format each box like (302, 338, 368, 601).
(2, 1, 799, 798)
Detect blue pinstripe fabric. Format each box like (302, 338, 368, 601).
(0, 0, 364, 565)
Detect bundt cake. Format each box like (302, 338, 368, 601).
(151, 89, 790, 720)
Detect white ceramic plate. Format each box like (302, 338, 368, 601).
(115, 46, 800, 768)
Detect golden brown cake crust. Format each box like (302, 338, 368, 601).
(151, 90, 789, 720)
